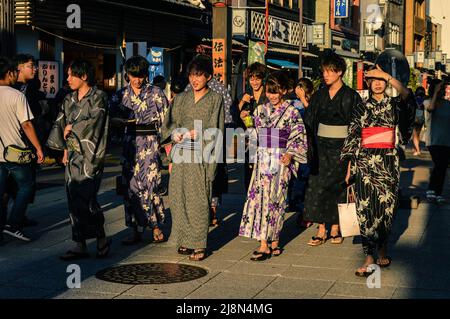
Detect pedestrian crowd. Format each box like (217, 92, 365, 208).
(1, 50, 449, 277)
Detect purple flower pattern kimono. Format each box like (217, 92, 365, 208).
(117, 84, 168, 231)
(239, 100, 308, 241)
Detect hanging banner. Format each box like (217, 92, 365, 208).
(212, 38, 226, 83)
(147, 47, 164, 84)
(342, 57, 354, 88)
(248, 40, 266, 66)
(232, 9, 246, 36)
(38, 61, 59, 98)
(406, 55, 415, 68)
(334, 0, 349, 19)
(312, 23, 325, 45)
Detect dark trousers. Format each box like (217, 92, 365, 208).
(0, 163, 34, 230)
(428, 145, 450, 196)
(66, 177, 106, 243)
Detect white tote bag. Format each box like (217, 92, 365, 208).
(338, 186, 361, 238)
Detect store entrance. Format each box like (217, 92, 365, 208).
(62, 42, 117, 95)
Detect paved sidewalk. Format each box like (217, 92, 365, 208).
(0, 149, 449, 299)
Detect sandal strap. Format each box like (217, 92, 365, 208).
(190, 250, 207, 260)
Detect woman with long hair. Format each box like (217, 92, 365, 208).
(239, 72, 308, 260)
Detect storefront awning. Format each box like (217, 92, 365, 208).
(267, 59, 299, 69)
(334, 49, 360, 59)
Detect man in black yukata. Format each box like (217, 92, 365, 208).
(47, 60, 111, 261)
(303, 51, 362, 246)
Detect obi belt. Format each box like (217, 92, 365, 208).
(258, 128, 289, 149)
(361, 127, 395, 149)
(317, 123, 349, 139)
(125, 122, 158, 136)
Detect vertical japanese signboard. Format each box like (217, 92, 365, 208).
(38, 61, 59, 98)
(212, 39, 226, 84)
(334, 0, 349, 18)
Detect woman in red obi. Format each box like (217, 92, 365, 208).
(340, 65, 415, 277)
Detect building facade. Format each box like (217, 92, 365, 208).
(384, 0, 404, 52)
(13, 0, 211, 95)
(404, 0, 426, 56)
(0, 0, 14, 56)
(428, 0, 449, 58)
(329, 0, 361, 88)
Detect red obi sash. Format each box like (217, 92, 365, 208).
(361, 127, 395, 149)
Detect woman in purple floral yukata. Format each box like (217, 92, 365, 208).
(239, 72, 308, 261)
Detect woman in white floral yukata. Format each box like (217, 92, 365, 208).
(239, 72, 308, 261)
(340, 65, 415, 277)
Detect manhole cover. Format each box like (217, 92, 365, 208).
(95, 263, 208, 285)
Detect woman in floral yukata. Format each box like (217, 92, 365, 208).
(239, 72, 308, 261)
(340, 65, 415, 277)
(110, 56, 168, 245)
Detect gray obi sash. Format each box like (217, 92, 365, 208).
(317, 123, 348, 139)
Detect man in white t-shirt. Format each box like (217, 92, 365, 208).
(0, 57, 44, 242)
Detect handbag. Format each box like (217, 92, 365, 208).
(338, 186, 361, 237)
(0, 136, 34, 165)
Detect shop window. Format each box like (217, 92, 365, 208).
(389, 23, 400, 45)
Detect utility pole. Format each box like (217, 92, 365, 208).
(298, 0, 303, 78)
(265, 0, 269, 53)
